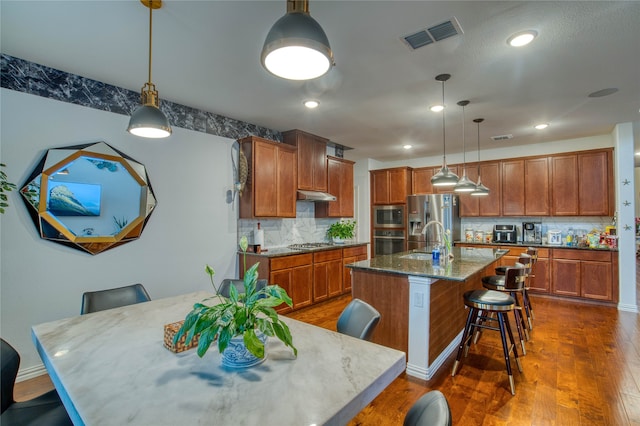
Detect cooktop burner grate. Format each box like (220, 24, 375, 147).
(288, 243, 333, 250)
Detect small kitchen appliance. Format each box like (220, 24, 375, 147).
(493, 224, 517, 243)
(547, 230, 562, 245)
(522, 222, 542, 243)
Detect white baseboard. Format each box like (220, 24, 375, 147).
(16, 362, 47, 382)
(618, 303, 639, 313)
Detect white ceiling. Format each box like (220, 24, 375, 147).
(2, 1, 639, 162)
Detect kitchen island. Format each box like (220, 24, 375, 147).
(346, 246, 507, 380)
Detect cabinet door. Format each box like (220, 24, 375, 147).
(313, 262, 329, 302)
(458, 164, 479, 217)
(551, 258, 581, 297)
(388, 168, 411, 203)
(412, 168, 433, 195)
(312, 138, 328, 192)
(551, 155, 579, 216)
(525, 157, 550, 216)
(478, 162, 501, 216)
(327, 259, 344, 298)
(501, 159, 525, 216)
(277, 146, 297, 217)
(322, 157, 354, 217)
(271, 269, 293, 314)
(581, 261, 612, 301)
(253, 142, 278, 217)
(578, 151, 610, 216)
(371, 170, 389, 205)
(529, 257, 550, 293)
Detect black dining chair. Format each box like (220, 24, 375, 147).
(403, 390, 452, 426)
(1, 338, 73, 425)
(336, 298, 381, 341)
(217, 278, 268, 298)
(81, 283, 151, 314)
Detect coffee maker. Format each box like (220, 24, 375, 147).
(522, 222, 542, 243)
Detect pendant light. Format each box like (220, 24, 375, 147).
(471, 118, 490, 196)
(261, 0, 334, 81)
(127, 0, 172, 139)
(431, 74, 459, 187)
(454, 100, 476, 192)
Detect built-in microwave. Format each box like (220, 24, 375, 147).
(373, 205, 405, 228)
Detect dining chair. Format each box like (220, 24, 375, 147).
(1, 338, 73, 425)
(336, 298, 381, 341)
(80, 283, 151, 314)
(217, 278, 268, 298)
(403, 390, 452, 426)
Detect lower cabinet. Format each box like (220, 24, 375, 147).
(241, 245, 368, 313)
(342, 245, 368, 293)
(313, 249, 343, 302)
(528, 249, 550, 293)
(551, 249, 616, 302)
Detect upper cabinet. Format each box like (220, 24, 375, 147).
(524, 157, 550, 216)
(501, 159, 525, 216)
(371, 167, 412, 205)
(316, 156, 355, 218)
(411, 167, 433, 195)
(551, 149, 613, 216)
(239, 136, 297, 218)
(478, 161, 501, 216)
(282, 129, 328, 192)
(458, 164, 479, 217)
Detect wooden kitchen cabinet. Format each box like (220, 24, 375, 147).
(411, 167, 433, 195)
(282, 129, 328, 192)
(550, 155, 579, 216)
(501, 159, 525, 216)
(478, 162, 501, 216)
(313, 249, 343, 301)
(578, 150, 613, 216)
(315, 156, 354, 218)
(528, 248, 550, 293)
(550, 249, 616, 302)
(525, 157, 550, 216)
(239, 136, 297, 218)
(371, 167, 412, 205)
(458, 164, 479, 217)
(269, 254, 313, 313)
(342, 245, 368, 293)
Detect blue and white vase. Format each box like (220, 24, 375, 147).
(221, 332, 267, 369)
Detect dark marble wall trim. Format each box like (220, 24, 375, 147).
(0, 54, 282, 142)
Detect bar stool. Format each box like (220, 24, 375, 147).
(481, 264, 529, 354)
(525, 247, 538, 321)
(492, 253, 534, 331)
(452, 270, 524, 395)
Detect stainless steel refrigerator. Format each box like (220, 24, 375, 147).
(407, 194, 461, 251)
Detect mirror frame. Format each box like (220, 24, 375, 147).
(20, 142, 157, 255)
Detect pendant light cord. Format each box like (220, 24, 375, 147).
(147, 0, 153, 85)
(441, 80, 446, 161)
(476, 120, 481, 175)
(462, 104, 466, 167)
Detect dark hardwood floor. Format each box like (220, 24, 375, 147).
(15, 292, 640, 425)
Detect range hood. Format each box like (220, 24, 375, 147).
(297, 190, 337, 202)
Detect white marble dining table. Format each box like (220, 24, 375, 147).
(31, 291, 406, 426)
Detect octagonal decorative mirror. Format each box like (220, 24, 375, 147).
(20, 142, 157, 255)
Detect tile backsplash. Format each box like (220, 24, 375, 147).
(460, 216, 615, 241)
(238, 202, 353, 248)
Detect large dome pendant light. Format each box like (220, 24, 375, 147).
(454, 100, 476, 192)
(471, 118, 490, 196)
(127, 0, 172, 139)
(261, 0, 334, 80)
(431, 74, 459, 187)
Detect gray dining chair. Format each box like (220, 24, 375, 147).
(403, 390, 452, 426)
(81, 283, 151, 314)
(336, 298, 381, 341)
(1, 338, 73, 425)
(217, 278, 268, 298)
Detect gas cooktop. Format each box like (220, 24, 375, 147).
(288, 243, 333, 250)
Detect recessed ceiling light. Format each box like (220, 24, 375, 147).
(636, 152, 640, 156)
(534, 123, 548, 130)
(430, 105, 444, 112)
(507, 30, 538, 47)
(304, 100, 319, 109)
(403, 144, 412, 150)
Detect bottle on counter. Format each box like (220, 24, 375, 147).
(432, 244, 440, 263)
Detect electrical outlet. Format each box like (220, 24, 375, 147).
(414, 292, 423, 308)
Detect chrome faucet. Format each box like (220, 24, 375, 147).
(422, 220, 450, 256)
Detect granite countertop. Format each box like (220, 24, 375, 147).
(239, 241, 369, 258)
(454, 240, 618, 252)
(346, 247, 508, 282)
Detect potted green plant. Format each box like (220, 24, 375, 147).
(174, 236, 297, 368)
(327, 219, 356, 244)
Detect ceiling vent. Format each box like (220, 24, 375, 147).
(402, 17, 463, 50)
(491, 134, 514, 141)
